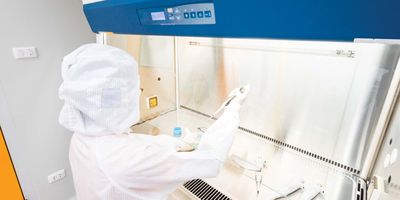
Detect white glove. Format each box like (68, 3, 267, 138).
(176, 128, 202, 152)
(224, 84, 250, 111)
(212, 84, 250, 116)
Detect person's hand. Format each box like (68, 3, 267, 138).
(227, 84, 250, 106)
(176, 128, 202, 152)
(212, 84, 251, 116)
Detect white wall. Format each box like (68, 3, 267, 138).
(0, 0, 95, 199)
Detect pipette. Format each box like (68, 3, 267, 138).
(197, 85, 249, 133)
(211, 85, 248, 118)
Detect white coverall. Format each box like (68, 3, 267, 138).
(59, 44, 245, 200)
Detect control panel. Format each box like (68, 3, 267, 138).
(138, 3, 215, 25)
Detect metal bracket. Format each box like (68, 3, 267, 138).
(368, 175, 390, 200)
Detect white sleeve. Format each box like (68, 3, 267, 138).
(196, 101, 241, 162)
(158, 102, 240, 182)
(96, 104, 240, 190)
(138, 103, 240, 185)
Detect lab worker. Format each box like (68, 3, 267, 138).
(58, 44, 248, 200)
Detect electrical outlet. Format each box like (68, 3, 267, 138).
(12, 47, 38, 59)
(47, 169, 66, 184)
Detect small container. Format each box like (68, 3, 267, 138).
(173, 127, 182, 138)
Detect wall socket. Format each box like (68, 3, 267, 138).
(47, 169, 66, 184)
(12, 47, 38, 59)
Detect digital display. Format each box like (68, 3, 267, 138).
(138, 3, 216, 25)
(151, 12, 166, 21)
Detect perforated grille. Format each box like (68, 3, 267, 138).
(184, 179, 231, 200)
(180, 105, 361, 175)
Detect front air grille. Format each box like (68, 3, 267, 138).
(184, 179, 231, 200)
(180, 105, 361, 175)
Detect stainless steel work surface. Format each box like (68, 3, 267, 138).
(132, 109, 361, 200)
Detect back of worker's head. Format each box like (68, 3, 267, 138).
(58, 44, 140, 136)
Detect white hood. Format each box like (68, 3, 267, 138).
(59, 44, 140, 136)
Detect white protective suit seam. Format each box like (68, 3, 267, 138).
(93, 137, 145, 200)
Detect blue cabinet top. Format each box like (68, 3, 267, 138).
(83, 0, 400, 41)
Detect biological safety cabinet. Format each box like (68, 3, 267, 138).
(83, 0, 400, 199)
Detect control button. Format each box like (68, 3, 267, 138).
(204, 10, 212, 18)
(174, 9, 180, 14)
(169, 16, 175, 20)
(183, 12, 190, 19)
(176, 15, 181, 20)
(190, 12, 197, 18)
(167, 8, 173, 13)
(197, 11, 204, 18)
